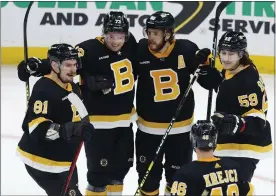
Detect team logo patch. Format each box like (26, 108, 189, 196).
(68, 189, 76, 196)
(139, 156, 146, 163)
(100, 158, 108, 167)
(75, 46, 84, 57)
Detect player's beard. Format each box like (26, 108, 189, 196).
(148, 39, 166, 52)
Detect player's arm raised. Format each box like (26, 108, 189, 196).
(179, 40, 211, 74)
(179, 40, 223, 92)
(197, 65, 223, 92)
(212, 79, 268, 136)
(17, 57, 51, 81)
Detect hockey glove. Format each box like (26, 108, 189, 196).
(17, 57, 45, 81)
(195, 48, 211, 65)
(95, 75, 115, 95)
(47, 122, 94, 142)
(84, 74, 114, 92)
(211, 112, 246, 135)
(197, 66, 222, 91)
(63, 121, 94, 142)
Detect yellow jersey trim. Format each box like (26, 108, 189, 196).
(44, 75, 72, 91)
(17, 146, 71, 166)
(149, 40, 176, 58)
(216, 143, 272, 153)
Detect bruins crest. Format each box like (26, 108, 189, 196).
(139, 156, 146, 163)
(75, 46, 84, 57)
(68, 189, 76, 196)
(100, 158, 108, 167)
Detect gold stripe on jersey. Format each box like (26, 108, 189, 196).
(96, 36, 105, 45)
(138, 114, 193, 128)
(44, 75, 72, 91)
(197, 157, 220, 162)
(149, 40, 176, 58)
(16, 146, 71, 173)
(141, 189, 159, 196)
(242, 108, 266, 120)
(214, 143, 273, 159)
(247, 183, 255, 196)
(28, 117, 52, 134)
(85, 189, 107, 196)
(138, 115, 193, 135)
(89, 107, 138, 129)
(90, 107, 136, 122)
(107, 184, 123, 195)
(216, 143, 272, 153)
(225, 65, 250, 80)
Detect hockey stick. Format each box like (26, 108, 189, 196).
(60, 93, 89, 196)
(134, 68, 202, 196)
(206, 1, 232, 121)
(23, 1, 34, 106)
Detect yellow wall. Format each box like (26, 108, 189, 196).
(1, 47, 275, 74)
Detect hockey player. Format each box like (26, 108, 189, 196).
(76, 11, 137, 196)
(16, 43, 94, 196)
(171, 120, 255, 196)
(17, 11, 137, 196)
(134, 11, 211, 195)
(197, 31, 273, 182)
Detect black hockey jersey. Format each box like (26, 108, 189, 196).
(135, 39, 198, 135)
(214, 65, 272, 160)
(76, 33, 137, 129)
(171, 157, 255, 196)
(17, 75, 82, 173)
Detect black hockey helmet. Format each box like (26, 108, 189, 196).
(145, 11, 175, 30)
(48, 43, 80, 67)
(190, 120, 218, 150)
(103, 11, 129, 35)
(218, 31, 247, 52)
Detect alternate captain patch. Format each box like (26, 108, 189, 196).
(178, 55, 185, 69)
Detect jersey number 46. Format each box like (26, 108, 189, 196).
(171, 181, 239, 196)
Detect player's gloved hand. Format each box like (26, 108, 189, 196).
(85, 74, 114, 92)
(195, 48, 211, 66)
(211, 112, 246, 135)
(95, 75, 114, 90)
(197, 65, 222, 91)
(59, 121, 94, 142)
(17, 57, 43, 81)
